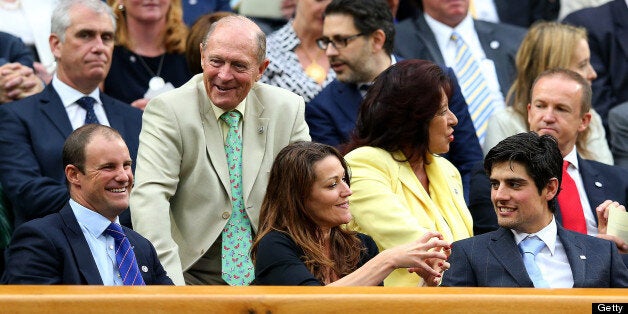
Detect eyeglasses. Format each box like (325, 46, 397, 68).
(316, 33, 364, 50)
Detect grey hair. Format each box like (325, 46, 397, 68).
(201, 15, 266, 64)
(51, 0, 116, 42)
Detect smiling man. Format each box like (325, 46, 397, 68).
(130, 15, 310, 286)
(2, 125, 172, 285)
(0, 0, 142, 229)
(441, 132, 628, 288)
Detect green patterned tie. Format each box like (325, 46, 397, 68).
(220, 110, 254, 285)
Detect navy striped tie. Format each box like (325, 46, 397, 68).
(76, 96, 100, 125)
(451, 32, 496, 145)
(104, 223, 145, 286)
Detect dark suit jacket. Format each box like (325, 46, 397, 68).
(563, 0, 628, 127)
(394, 14, 526, 98)
(0, 84, 142, 228)
(493, 0, 559, 28)
(468, 156, 628, 265)
(1, 204, 173, 285)
(306, 65, 482, 203)
(441, 225, 628, 287)
(0, 31, 33, 67)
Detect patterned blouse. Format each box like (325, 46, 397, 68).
(261, 21, 335, 103)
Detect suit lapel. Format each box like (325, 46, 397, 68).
(101, 94, 126, 137)
(578, 156, 603, 223)
(557, 226, 586, 287)
(332, 82, 362, 122)
(200, 87, 232, 195)
(488, 228, 533, 287)
(241, 86, 267, 202)
(414, 15, 446, 64)
(39, 85, 74, 138)
(397, 156, 427, 201)
(59, 204, 104, 285)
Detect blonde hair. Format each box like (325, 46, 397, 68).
(507, 22, 592, 158)
(108, 0, 188, 54)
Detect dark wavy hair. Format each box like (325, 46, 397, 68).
(343, 59, 452, 164)
(251, 142, 362, 283)
(484, 132, 563, 213)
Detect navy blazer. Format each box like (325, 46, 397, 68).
(394, 14, 526, 98)
(0, 84, 142, 228)
(0, 31, 33, 67)
(563, 0, 628, 127)
(306, 65, 482, 203)
(441, 225, 628, 287)
(1, 204, 173, 285)
(492, 0, 559, 28)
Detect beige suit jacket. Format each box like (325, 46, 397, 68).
(130, 74, 310, 285)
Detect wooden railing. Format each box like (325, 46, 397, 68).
(0, 286, 626, 313)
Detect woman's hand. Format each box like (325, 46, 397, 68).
(388, 231, 451, 282)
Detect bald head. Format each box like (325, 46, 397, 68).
(202, 15, 266, 64)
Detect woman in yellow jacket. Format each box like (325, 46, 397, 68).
(344, 60, 473, 286)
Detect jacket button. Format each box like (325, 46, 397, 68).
(222, 212, 230, 219)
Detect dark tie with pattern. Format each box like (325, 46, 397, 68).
(76, 96, 100, 125)
(103, 222, 145, 286)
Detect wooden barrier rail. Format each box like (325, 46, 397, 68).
(0, 286, 626, 313)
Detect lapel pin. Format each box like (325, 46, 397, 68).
(141, 266, 149, 273)
(579, 255, 586, 260)
(594, 181, 602, 187)
(129, 55, 136, 63)
(490, 41, 500, 49)
(258, 126, 264, 134)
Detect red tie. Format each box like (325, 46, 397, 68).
(557, 160, 587, 234)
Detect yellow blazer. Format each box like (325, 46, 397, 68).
(346, 147, 472, 286)
(130, 74, 310, 285)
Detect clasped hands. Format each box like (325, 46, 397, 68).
(0, 62, 44, 103)
(391, 230, 451, 286)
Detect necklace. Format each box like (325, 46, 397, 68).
(136, 53, 166, 91)
(300, 45, 327, 85)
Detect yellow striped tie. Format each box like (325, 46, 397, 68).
(451, 32, 496, 145)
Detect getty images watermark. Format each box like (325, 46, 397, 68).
(593, 303, 627, 314)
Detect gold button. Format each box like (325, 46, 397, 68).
(222, 212, 230, 219)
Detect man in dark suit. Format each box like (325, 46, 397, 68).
(0, 0, 142, 229)
(563, 0, 628, 167)
(0, 31, 44, 104)
(306, 0, 482, 202)
(394, 0, 525, 146)
(442, 131, 628, 288)
(1, 124, 172, 285)
(468, 69, 628, 264)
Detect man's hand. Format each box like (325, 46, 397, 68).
(596, 200, 628, 253)
(0, 62, 44, 103)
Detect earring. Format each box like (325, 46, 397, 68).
(118, 4, 125, 11)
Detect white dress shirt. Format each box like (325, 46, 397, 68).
(52, 75, 111, 130)
(512, 217, 574, 288)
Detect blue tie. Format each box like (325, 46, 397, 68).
(451, 32, 496, 145)
(76, 96, 100, 125)
(519, 236, 550, 288)
(103, 222, 145, 286)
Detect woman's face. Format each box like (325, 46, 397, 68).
(122, 0, 170, 24)
(305, 156, 352, 231)
(295, 0, 332, 34)
(428, 92, 457, 154)
(568, 39, 597, 84)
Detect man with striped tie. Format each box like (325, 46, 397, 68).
(2, 124, 172, 285)
(394, 0, 526, 146)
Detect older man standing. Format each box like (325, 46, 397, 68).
(130, 15, 310, 286)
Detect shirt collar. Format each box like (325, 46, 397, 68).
(51, 74, 101, 109)
(512, 216, 558, 255)
(69, 198, 120, 238)
(424, 12, 475, 47)
(563, 146, 579, 171)
(211, 100, 246, 122)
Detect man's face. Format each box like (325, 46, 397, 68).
(200, 23, 268, 110)
(422, 0, 468, 27)
(69, 134, 133, 221)
(528, 75, 591, 156)
(489, 161, 557, 234)
(322, 14, 375, 84)
(50, 4, 114, 93)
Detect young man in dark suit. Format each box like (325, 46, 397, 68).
(2, 124, 172, 285)
(442, 131, 628, 288)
